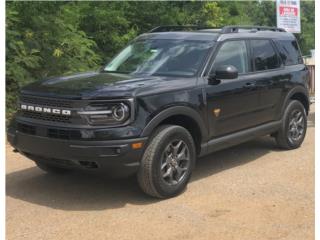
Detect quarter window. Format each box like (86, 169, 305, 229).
(275, 40, 303, 65)
(211, 40, 249, 74)
(251, 40, 280, 71)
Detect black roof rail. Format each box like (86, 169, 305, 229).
(149, 25, 286, 34)
(221, 25, 286, 33)
(149, 25, 215, 33)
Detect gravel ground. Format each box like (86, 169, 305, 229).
(6, 104, 314, 240)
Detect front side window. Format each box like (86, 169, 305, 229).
(251, 40, 280, 71)
(211, 40, 249, 74)
(104, 39, 213, 77)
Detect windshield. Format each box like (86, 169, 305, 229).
(103, 39, 213, 77)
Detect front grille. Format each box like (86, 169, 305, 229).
(16, 121, 83, 140)
(17, 123, 36, 135)
(20, 95, 73, 108)
(19, 95, 77, 123)
(21, 111, 72, 123)
(47, 128, 81, 140)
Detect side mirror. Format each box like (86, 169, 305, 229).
(208, 65, 238, 84)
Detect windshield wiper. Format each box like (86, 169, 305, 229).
(101, 70, 131, 74)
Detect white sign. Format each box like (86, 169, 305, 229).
(276, 0, 301, 33)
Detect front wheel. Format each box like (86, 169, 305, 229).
(275, 100, 307, 149)
(137, 125, 196, 198)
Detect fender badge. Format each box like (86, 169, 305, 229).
(213, 108, 221, 117)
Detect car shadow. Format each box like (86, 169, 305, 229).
(6, 136, 280, 211)
(192, 136, 279, 182)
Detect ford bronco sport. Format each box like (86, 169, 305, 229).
(7, 26, 310, 198)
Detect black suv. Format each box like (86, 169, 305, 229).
(8, 26, 310, 198)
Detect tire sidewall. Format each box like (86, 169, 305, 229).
(151, 126, 196, 198)
(282, 100, 307, 148)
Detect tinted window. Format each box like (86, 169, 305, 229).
(104, 39, 213, 77)
(211, 40, 248, 74)
(251, 40, 280, 71)
(275, 40, 303, 65)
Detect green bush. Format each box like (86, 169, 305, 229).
(5, 1, 314, 121)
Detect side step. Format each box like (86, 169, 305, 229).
(200, 121, 281, 156)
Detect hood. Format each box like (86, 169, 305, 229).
(21, 71, 196, 99)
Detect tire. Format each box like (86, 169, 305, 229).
(275, 100, 307, 149)
(137, 125, 196, 198)
(35, 161, 71, 174)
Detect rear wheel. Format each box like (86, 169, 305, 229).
(137, 125, 196, 198)
(275, 100, 307, 149)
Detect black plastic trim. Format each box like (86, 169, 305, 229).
(200, 120, 281, 156)
(141, 106, 208, 141)
(281, 86, 310, 115)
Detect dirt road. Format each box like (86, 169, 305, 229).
(6, 105, 314, 240)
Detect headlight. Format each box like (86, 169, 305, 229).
(112, 104, 129, 121)
(78, 101, 132, 126)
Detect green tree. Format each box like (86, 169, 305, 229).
(6, 2, 101, 119)
(220, 1, 314, 55)
(5, 1, 315, 120)
(297, 1, 315, 55)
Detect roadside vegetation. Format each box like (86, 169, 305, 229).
(5, 1, 315, 120)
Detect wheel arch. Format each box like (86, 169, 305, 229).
(141, 106, 208, 155)
(282, 86, 310, 116)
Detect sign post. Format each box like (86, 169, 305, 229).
(276, 0, 301, 33)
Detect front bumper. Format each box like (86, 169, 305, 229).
(7, 125, 147, 176)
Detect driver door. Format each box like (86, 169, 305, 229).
(204, 40, 261, 138)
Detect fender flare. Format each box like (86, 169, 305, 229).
(281, 86, 309, 116)
(141, 106, 208, 141)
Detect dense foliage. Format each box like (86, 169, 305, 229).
(6, 1, 315, 119)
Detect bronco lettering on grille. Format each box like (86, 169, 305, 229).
(20, 104, 71, 116)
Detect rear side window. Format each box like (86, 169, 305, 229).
(251, 40, 280, 71)
(275, 40, 303, 65)
(211, 40, 249, 74)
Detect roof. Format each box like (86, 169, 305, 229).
(216, 31, 295, 41)
(136, 25, 296, 42)
(137, 32, 220, 41)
